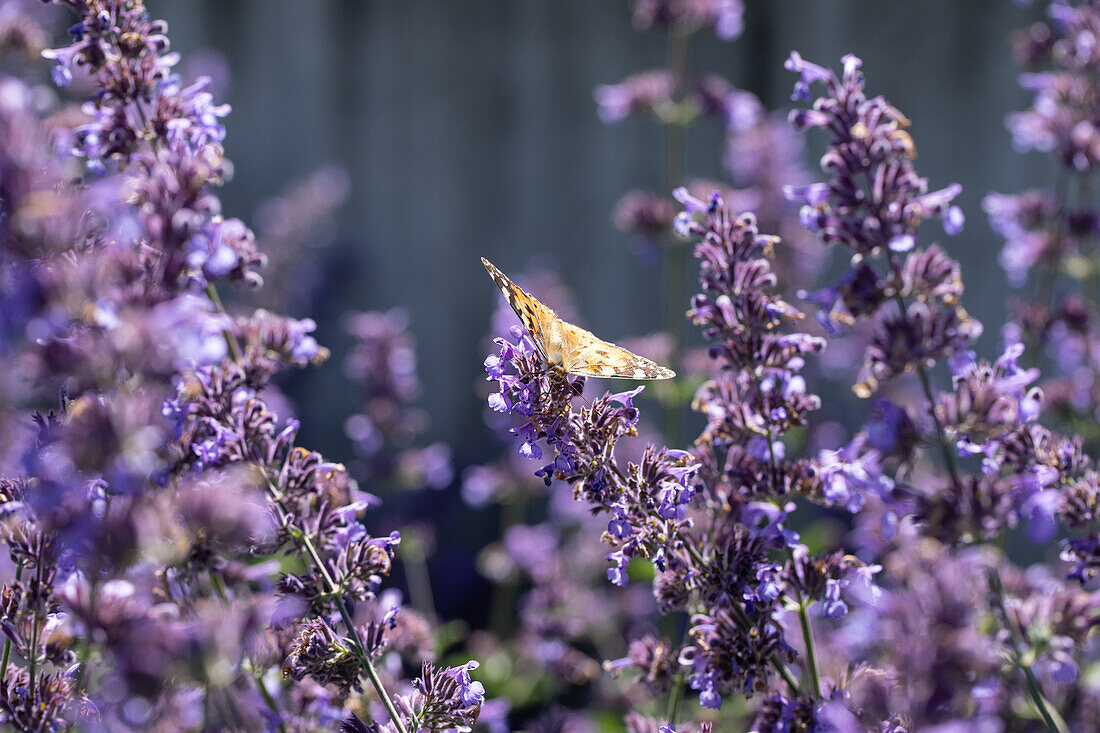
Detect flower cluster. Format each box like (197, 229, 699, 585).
(0, 2, 480, 731)
(479, 35, 1100, 730)
(677, 189, 824, 498)
(676, 192, 891, 715)
(985, 1, 1100, 445)
(343, 308, 452, 491)
(486, 328, 702, 587)
(783, 53, 986, 516)
(782, 48, 1100, 732)
(628, 0, 744, 39)
(251, 165, 351, 313)
(484, 192, 882, 726)
(784, 55, 972, 399)
(1010, 0, 1100, 171)
(42, 0, 264, 293)
(456, 268, 664, 726)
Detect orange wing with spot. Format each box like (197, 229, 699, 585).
(481, 257, 557, 361)
(481, 257, 675, 380)
(560, 322, 675, 379)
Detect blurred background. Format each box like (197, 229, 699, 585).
(147, 0, 1048, 461)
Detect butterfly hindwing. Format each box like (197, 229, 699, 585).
(481, 257, 675, 380)
(560, 322, 675, 380)
(481, 257, 557, 360)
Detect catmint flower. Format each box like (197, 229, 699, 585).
(0, 2, 487, 731)
(666, 188, 893, 712)
(613, 190, 678, 238)
(783, 53, 963, 258)
(822, 578, 849, 619)
(449, 660, 486, 706)
(681, 191, 825, 499)
(397, 661, 484, 731)
(784, 51, 980, 404)
(630, 0, 744, 40)
(284, 619, 364, 693)
(943, 205, 966, 236)
(594, 70, 675, 124)
(750, 694, 818, 732)
(604, 635, 677, 695)
(342, 308, 453, 491)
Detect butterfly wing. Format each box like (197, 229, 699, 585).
(482, 257, 675, 380)
(560, 321, 676, 379)
(481, 257, 557, 360)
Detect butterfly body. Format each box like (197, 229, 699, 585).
(481, 257, 675, 380)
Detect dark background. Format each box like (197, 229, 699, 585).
(147, 1, 1049, 467)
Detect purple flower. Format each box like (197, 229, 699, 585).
(943, 206, 966, 235)
(822, 578, 849, 619)
(630, 0, 745, 40)
(41, 44, 78, 87)
(784, 51, 835, 101)
(607, 549, 631, 587)
(449, 660, 486, 706)
(594, 70, 675, 124)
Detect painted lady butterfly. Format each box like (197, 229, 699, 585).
(482, 257, 675, 380)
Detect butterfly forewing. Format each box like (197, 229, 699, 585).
(481, 257, 557, 362)
(481, 257, 675, 380)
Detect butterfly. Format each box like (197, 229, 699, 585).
(482, 257, 675, 380)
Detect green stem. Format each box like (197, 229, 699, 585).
(666, 673, 685, 725)
(204, 282, 242, 362)
(26, 552, 48, 696)
(1, 563, 23, 679)
(661, 28, 690, 447)
(263, 471, 409, 733)
(888, 292, 963, 493)
(200, 275, 407, 733)
(254, 671, 288, 733)
(362, 654, 406, 733)
(27, 599, 39, 696)
(489, 499, 524, 637)
(403, 542, 436, 621)
(794, 588, 822, 699)
(987, 568, 1068, 733)
(210, 570, 230, 603)
(71, 575, 96, 695)
(916, 361, 962, 491)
